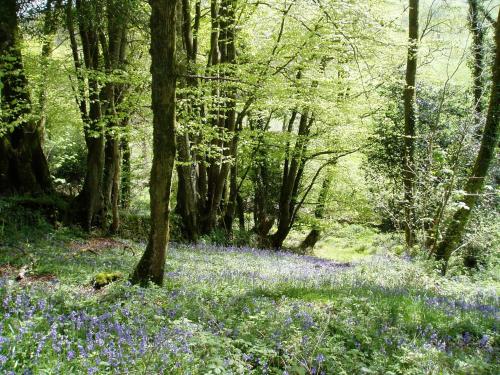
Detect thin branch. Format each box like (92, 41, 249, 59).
(289, 146, 364, 228)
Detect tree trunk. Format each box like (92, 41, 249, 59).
(68, 0, 105, 230)
(221, 132, 239, 232)
(435, 8, 500, 274)
(299, 172, 332, 252)
(38, 0, 62, 145)
(102, 0, 129, 233)
(131, 0, 178, 286)
(402, 0, 419, 248)
(468, 0, 485, 124)
(120, 126, 131, 209)
(236, 193, 245, 230)
(175, 133, 199, 241)
(199, 0, 238, 234)
(175, 0, 199, 242)
(0, 0, 52, 195)
(426, 1, 487, 252)
(249, 115, 275, 245)
(271, 110, 313, 248)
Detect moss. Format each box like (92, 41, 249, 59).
(93, 271, 123, 289)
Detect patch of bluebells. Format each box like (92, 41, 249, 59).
(0, 283, 199, 373)
(0, 243, 498, 374)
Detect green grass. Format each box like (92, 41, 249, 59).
(313, 223, 397, 262)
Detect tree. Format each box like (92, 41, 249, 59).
(101, 0, 130, 233)
(402, 0, 419, 248)
(38, 0, 63, 140)
(66, 0, 105, 229)
(65, 0, 132, 231)
(435, 7, 500, 274)
(299, 171, 332, 252)
(131, 0, 178, 286)
(175, 0, 201, 242)
(468, 0, 486, 122)
(0, 0, 52, 195)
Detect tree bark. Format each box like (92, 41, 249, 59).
(402, 0, 419, 248)
(67, 0, 105, 230)
(249, 115, 275, 245)
(271, 110, 313, 249)
(299, 172, 332, 252)
(175, 0, 199, 242)
(435, 8, 500, 274)
(38, 0, 62, 145)
(0, 0, 52, 195)
(131, 0, 178, 286)
(468, 0, 485, 121)
(120, 125, 131, 209)
(426, 1, 487, 251)
(200, 0, 238, 234)
(101, 0, 129, 233)
(176, 132, 199, 241)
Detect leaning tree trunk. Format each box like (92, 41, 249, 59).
(0, 0, 52, 195)
(131, 0, 178, 287)
(402, 0, 419, 248)
(435, 8, 500, 274)
(436, 10, 500, 274)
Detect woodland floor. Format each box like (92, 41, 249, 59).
(0, 222, 498, 374)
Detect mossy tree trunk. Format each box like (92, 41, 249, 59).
(435, 8, 500, 274)
(66, 0, 105, 230)
(175, 0, 200, 242)
(201, 0, 238, 234)
(468, 0, 486, 124)
(131, 0, 178, 286)
(0, 0, 52, 195)
(38, 0, 63, 143)
(101, 0, 129, 233)
(402, 0, 419, 249)
(120, 123, 131, 209)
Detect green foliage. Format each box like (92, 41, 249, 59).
(49, 139, 87, 194)
(116, 211, 151, 242)
(365, 82, 478, 232)
(0, 196, 67, 243)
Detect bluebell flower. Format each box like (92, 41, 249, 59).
(479, 335, 489, 347)
(462, 332, 472, 345)
(316, 353, 325, 363)
(67, 350, 75, 360)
